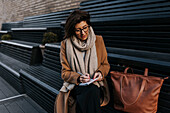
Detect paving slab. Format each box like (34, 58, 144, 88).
(0, 76, 48, 113)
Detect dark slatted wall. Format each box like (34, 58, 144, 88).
(23, 9, 75, 28)
(80, 0, 170, 74)
(12, 30, 46, 43)
(42, 43, 61, 73)
(80, 0, 170, 52)
(80, 0, 170, 113)
(1, 21, 23, 31)
(1, 43, 32, 64)
(14, 9, 77, 43)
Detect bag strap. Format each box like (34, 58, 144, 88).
(120, 68, 148, 105)
(164, 77, 169, 79)
(144, 68, 148, 76)
(120, 75, 146, 105)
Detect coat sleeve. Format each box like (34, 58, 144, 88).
(96, 36, 110, 78)
(60, 41, 80, 85)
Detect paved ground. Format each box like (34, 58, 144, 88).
(0, 76, 47, 113)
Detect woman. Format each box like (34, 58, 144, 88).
(55, 10, 110, 113)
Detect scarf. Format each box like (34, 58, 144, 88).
(66, 26, 98, 77)
(60, 27, 98, 92)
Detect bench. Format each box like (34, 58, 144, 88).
(1, 21, 23, 31)
(19, 43, 63, 113)
(0, 40, 42, 93)
(1, 40, 42, 65)
(20, 9, 77, 43)
(1, 0, 169, 113)
(0, 31, 8, 40)
(11, 28, 47, 43)
(23, 9, 75, 28)
(19, 43, 123, 113)
(19, 42, 170, 113)
(2, 10, 76, 44)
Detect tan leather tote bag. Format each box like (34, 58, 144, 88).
(110, 68, 168, 113)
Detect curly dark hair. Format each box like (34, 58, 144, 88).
(64, 10, 91, 39)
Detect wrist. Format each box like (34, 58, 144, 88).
(95, 71, 104, 80)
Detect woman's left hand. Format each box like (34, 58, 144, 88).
(93, 72, 103, 81)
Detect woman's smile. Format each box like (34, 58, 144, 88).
(81, 35, 87, 39)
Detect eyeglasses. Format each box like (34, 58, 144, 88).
(75, 25, 90, 34)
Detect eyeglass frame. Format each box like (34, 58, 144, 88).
(75, 25, 90, 34)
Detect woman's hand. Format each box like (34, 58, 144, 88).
(80, 73, 90, 83)
(93, 72, 103, 81)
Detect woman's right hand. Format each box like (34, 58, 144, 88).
(79, 73, 90, 83)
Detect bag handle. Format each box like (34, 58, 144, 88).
(124, 67, 134, 74)
(120, 68, 148, 105)
(124, 67, 148, 77)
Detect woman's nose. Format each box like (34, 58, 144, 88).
(81, 30, 86, 35)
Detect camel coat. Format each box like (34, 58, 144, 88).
(54, 35, 110, 113)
